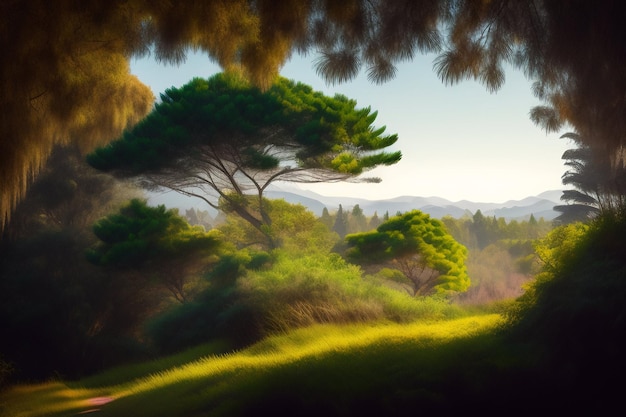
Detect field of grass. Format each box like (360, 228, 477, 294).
(0, 314, 512, 417)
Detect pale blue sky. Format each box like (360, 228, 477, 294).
(131, 51, 571, 203)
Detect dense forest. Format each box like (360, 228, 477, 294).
(2, 1, 626, 415)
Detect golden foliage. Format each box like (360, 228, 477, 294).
(1, 0, 155, 229)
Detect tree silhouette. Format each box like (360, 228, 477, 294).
(319, 207, 334, 229)
(349, 204, 368, 232)
(89, 73, 400, 248)
(369, 211, 382, 230)
(333, 204, 348, 239)
(89, 199, 221, 303)
(555, 132, 626, 223)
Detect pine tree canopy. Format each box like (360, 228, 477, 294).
(88, 73, 400, 182)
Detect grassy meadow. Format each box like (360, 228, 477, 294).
(1, 314, 515, 416)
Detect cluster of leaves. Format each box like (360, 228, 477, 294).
(89, 200, 219, 268)
(219, 198, 338, 254)
(88, 199, 222, 303)
(145, 250, 272, 354)
(344, 210, 470, 296)
(88, 73, 400, 177)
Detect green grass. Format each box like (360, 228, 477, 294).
(0, 314, 508, 417)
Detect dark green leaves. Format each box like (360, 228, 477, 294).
(88, 199, 220, 268)
(88, 72, 401, 178)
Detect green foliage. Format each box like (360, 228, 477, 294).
(88, 70, 402, 177)
(238, 251, 463, 334)
(506, 222, 591, 325)
(148, 202, 468, 354)
(503, 216, 626, 403)
(532, 222, 590, 275)
(145, 291, 260, 355)
(345, 210, 470, 296)
(332, 204, 348, 238)
(219, 199, 338, 254)
(89, 199, 220, 268)
(145, 249, 271, 353)
(89, 199, 221, 302)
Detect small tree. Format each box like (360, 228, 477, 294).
(319, 207, 334, 229)
(333, 204, 348, 239)
(88, 73, 401, 249)
(345, 210, 470, 296)
(89, 199, 221, 303)
(369, 211, 382, 230)
(349, 204, 368, 232)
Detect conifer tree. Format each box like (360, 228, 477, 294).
(349, 204, 368, 233)
(319, 207, 334, 229)
(333, 204, 348, 239)
(369, 211, 382, 230)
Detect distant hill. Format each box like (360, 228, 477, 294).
(148, 186, 565, 221)
(264, 185, 564, 221)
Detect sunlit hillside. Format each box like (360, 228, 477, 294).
(1, 315, 505, 417)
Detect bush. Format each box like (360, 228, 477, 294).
(145, 288, 261, 354)
(145, 250, 271, 354)
(239, 251, 463, 334)
(504, 217, 626, 405)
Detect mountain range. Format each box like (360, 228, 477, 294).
(148, 185, 565, 221)
(265, 186, 564, 221)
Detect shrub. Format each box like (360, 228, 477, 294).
(238, 251, 463, 334)
(145, 250, 271, 354)
(504, 217, 626, 404)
